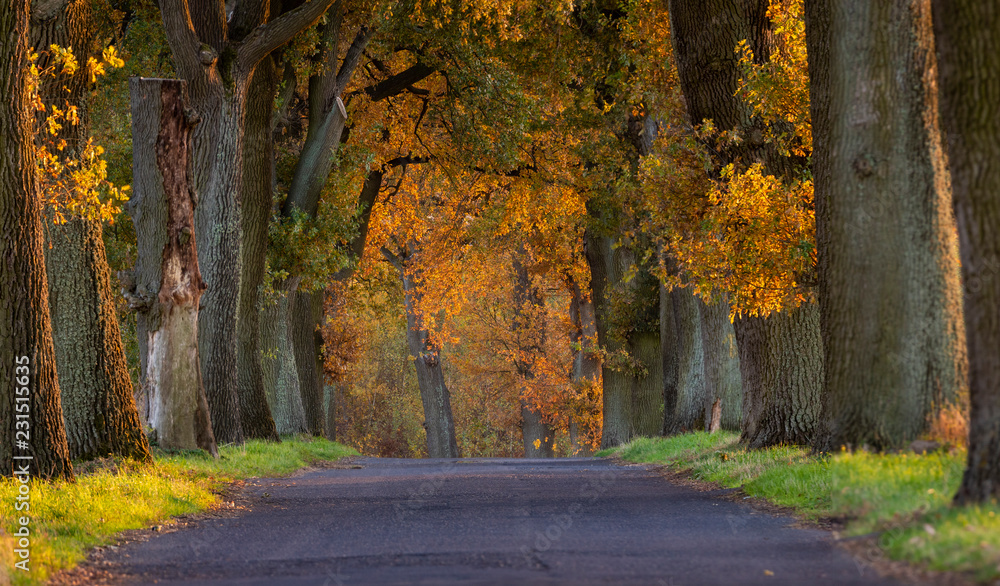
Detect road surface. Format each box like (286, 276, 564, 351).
(94, 457, 902, 585)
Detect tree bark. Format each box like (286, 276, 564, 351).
(670, 0, 822, 448)
(45, 217, 152, 462)
(291, 289, 326, 435)
(666, 287, 707, 433)
(235, 56, 279, 441)
(1, 0, 74, 479)
(735, 303, 823, 448)
(699, 298, 742, 432)
(806, 0, 968, 451)
(32, 0, 152, 462)
(126, 77, 217, 456)
(259, 280, 308, 436)
(157, 0, 337, 444)
(385, 245, 460, 458)
(932, 0, 1000, 504)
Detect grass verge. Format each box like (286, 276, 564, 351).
(1, 436, 358, 586)
(600, 433, 1000, 582)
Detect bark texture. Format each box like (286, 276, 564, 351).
(260, 282, 308, 435)
(700, 298, 742, 432)
(666, 287, 707, 433)
(735, 304, 823, 448)
(157, 0, 336, 444)
(671, 0, 822, 448)
(806, 0, 968, 451)
(45, 218, 152, 461)
(235, 57, 279, 441)
(569, 278, 600, 455)
(585, 232, 663, 447)
(291, 289, 326, 435)
(32, 0, 151, 462)
(126, 78, 217, 456)
(932, 0, 1000, 504)
(1, 0, 73, 479)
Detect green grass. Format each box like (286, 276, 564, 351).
(605, 433, 1000, 582)
(1, 436, 357, 586)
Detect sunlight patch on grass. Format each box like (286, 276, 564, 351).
(0, 437, 357, 586)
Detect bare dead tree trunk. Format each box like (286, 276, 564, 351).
(126, 78, 217, 456)
(932, 0, 1000, 504)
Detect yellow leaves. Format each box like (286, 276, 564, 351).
(29, 44, 130, 225)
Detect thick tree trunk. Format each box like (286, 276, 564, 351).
(631, 331, 664, 437)
(932, 0, 1000, 504)
(513, 256, 555, 458)
(699, 298, 742, 432)
(660, 283, 680, 435)
(735, 303, 823, 448)
(260, 281, 308, 435)
(1, 0, 74, 479)
(671, 0, 823, 448)
(667, 287, 707, 433)
(126, 78, 217, 456)
(806, 0, 967, 451)
(235, 58, 279, 441)
(291, 289, 326, 436)
(31, 0, 151, 463)
(585, 231, 632, 448)
(45, 217, 152, 462)
(156, 0, 337, 445)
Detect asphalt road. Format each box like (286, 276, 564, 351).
(97, 457, 903, 585)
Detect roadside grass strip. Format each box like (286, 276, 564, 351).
(602, 432, 1000, 582)
(0, 437, 357, 586)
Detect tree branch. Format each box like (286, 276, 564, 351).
(237, 0, 336, 74)
(158, 0, 204, 80)
(361, 63, 435, 102)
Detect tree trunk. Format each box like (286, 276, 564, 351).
(388, 246, 460, 458)
(31, 0, 152, 463)
(1, 0, 74, 479)
(585, 231, 632, 448)
(660, 283, 680, 435)
(513, 255, 555, 458)
(932, 0, 1000, 504)
(260, 281, 308, 436)
(126, 77, 217, 456)
(291, 289, 326, 436)
(806, 0, 968, 451)
(156, 0, 337, 445)
(700, 298, 742, 432)
(45, 217, 153, 462)
(569, 277, 600, 455)
(235, 57, 279, 441)
(735, 303, 823, 448)
(631, 330, 664, 437)
(666, 287, 707, 433)
(671, 0, 823, 449)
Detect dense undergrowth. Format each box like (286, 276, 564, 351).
(0, 437, 357, 586)
(599, 433, 1000, 582)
